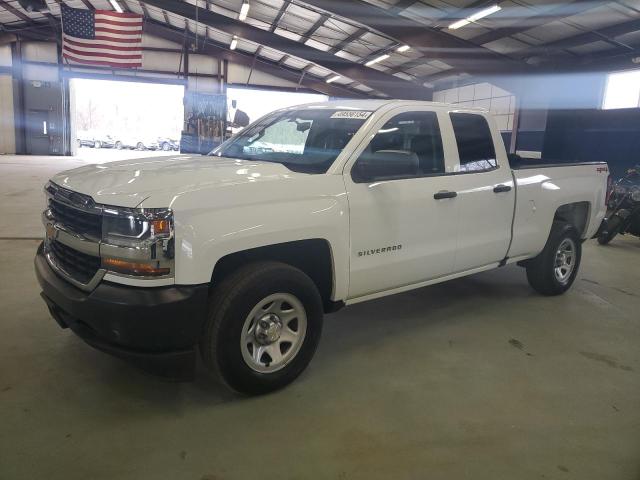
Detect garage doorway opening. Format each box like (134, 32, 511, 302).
(226, 87, 327, 135)
(69, 78, 184, 161)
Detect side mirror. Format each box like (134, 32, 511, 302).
(352, 150, 419, 183)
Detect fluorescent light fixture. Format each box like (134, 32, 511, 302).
(365, 54, 390, 67)
(396, 45, 410, 53)
(109, 0, 123, 13)
(239, 1, 250, 21)
(449, 4, 501, 29)
(230, 36, 238, 50)
(326, 75, 341, 83)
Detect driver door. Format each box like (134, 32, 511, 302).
(344, 108, 460, 299)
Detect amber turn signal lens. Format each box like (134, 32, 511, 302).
(151, 219, 170, 235)
(103, 258, 170, 277)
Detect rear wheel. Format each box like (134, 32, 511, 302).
(136, 142, 144, 150)
(526, 221, 582, 296)
(162, 142, 171, 151)
(598, 216, 622, 245)
(94, 140, 101, 149)
(115, 141, 123, 150)
(200, 261, 323, 395)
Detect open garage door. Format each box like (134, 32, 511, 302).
(69, 78, 184, 160)
(226, 87, 327, 135)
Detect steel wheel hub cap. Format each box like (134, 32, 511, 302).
(241, 293, 307, 373)
(554, 238, 576, 284)
(255, 314, 283, 344)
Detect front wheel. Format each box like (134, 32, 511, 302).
(526, 221, 582, 296)
(115, 141, 123, 150)
(94, 140, 101, 149)
(598, 216, 622, 245)
(200, 261, 323, 395)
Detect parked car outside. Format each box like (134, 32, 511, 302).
(76, 130, 97, 148)
(92, 133, 117, 149)
(157, 137, 180, 151)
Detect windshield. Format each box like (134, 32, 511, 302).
(211, 108, 372, 173)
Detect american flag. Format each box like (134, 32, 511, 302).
(61, 5, 143, 68)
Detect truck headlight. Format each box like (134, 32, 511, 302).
(101, 207, 174, 277)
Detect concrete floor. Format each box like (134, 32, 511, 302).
(1, 155, 639, 480)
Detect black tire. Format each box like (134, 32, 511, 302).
(200, 261, 324, 395)
(526, 221, 582, 296)
(597, 216, 622, 245)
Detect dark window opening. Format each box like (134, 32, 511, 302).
(450, 113, 497, 172)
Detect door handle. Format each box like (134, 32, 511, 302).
(434, 191, 457, 200)
(493, 184, 512, 193)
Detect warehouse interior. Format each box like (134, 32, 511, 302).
(1, 1, 639, 479)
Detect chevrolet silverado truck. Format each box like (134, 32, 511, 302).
(35, 100, 608, 395)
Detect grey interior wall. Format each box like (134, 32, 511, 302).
(23, 80, 64, 155)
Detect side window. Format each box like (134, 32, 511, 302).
(352, 111, 444, 182)
(450, 113, 497, 172)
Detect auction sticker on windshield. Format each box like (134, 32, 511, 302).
(330, 111, 372, 119)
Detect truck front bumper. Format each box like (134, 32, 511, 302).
(34, 243, 209, 380)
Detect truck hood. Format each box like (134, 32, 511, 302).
(51, 155, 301, 208)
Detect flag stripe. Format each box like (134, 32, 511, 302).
(94, 9, 143, 19)
(95, 26, 143, 35)
(63, 52, 142, 67)
(63, 45, 142, 59)
(95, 19, 144, 28)
(63, 33, 142, 45)
(63, 36, 143, 51)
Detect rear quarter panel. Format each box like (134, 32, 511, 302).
(509, 163, 608, 259)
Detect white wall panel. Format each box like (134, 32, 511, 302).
(0, 46, 11, 67)
(23, 42, 58, 63)
(0, 75, 15, 154)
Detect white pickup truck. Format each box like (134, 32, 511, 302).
(35, 100, 608, 394)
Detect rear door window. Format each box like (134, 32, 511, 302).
(450, 113, 497, 172)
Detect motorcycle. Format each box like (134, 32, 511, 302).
(598, 165, 640, 245)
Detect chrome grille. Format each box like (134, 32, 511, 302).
(49, 240, 101, 285)
(49, 198, 102, 239)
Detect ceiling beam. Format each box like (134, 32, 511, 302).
(270, 0, 291, 32)
(468, 0, 603, 46)
(0, 0, 34, 23)
(328, 26, 367, 54)
(300, 13, 329, 42)
(139, 0, 429, 99)
(299, 0, 530, 76)
(516, 18, 640, 59)
(143, 20, 366, 98)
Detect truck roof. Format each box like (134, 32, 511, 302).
(282, 99, 485, 112)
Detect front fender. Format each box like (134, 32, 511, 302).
(162, 175, 350, 300)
